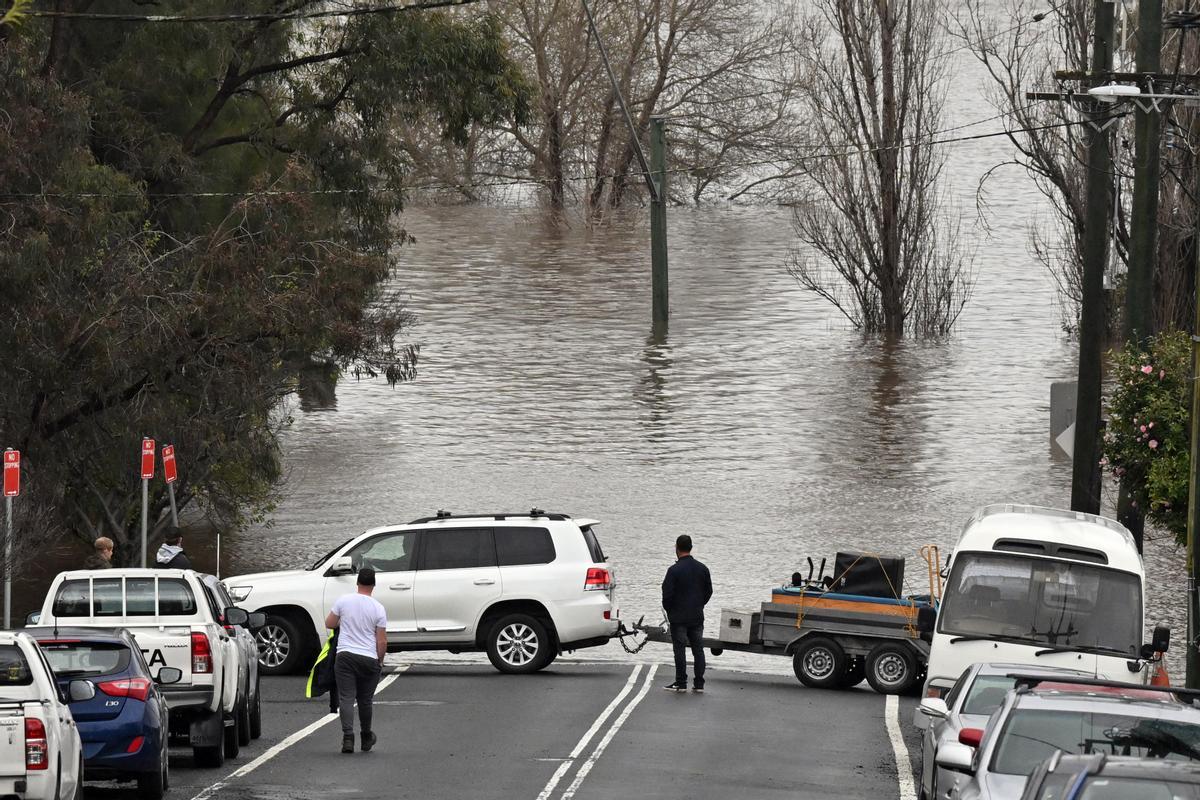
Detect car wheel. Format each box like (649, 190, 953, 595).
(238, 688, 252, 746)
(257, 615, 305, 675)
(485, 614, 552, 674)
(792, 636, 846, 689)
(865, 642, 919, 695)
(249, 674, 263, 739)
(194, 740, 224, 768)
(224, 706, 242, 759)
(137, 754, 167, 800)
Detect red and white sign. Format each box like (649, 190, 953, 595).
(2, 450, 18, 498)
(140, 438, 155, 480)
(162, 445, 177, 484)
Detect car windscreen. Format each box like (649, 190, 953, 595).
(38, 642, 131, 678)
(309, 537, 355, 570)
(0, 645, 33, 686)
(1078, 777, 1200, 798)
(992, 709, 1200, 776)
(938, 552, 1142, 656)
(961, 675, 1019, 716)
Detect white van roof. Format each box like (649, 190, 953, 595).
(955, 504, 1142, 575)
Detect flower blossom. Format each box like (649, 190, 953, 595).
(1142, 365, 1155, 374)
(1149, 440, 1159, 450)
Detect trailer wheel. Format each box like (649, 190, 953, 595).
(792, 637, 846, 689)
(866, 643, 918, 695)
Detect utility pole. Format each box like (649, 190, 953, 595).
(649, 116, 669, 328)
(1070, 0, 1117, 515)
(1188, 199, 1200, 685)
(1117, 0, 1162, 551)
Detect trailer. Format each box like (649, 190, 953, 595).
(625, 549, 941, 695)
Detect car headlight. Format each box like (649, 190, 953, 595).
(228, 586, 252, 602)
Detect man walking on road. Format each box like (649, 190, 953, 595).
(325, 567, 387, 753)
(661, 535, 712, 693)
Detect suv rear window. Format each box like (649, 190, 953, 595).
(0, 646, 33, 686)
(495, 527, 556, 566)
(38, 642, 131, 678)
(52, 577, 197, 616)
(581, 526, 606, 563)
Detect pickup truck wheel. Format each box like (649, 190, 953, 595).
(224, 707, 242, 759)
(865, 642, 919, 695)
(485, 614, 551, 674)
(237, 689, 252, 746)
(257, 616, 304, 675)
(249, 675, 263, 739)
(194, 742, 224, 769)
(792, 636, 846, 689)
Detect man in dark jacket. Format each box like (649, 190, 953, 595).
(661, 534, 713, 693)
(155, 527, 193, 570)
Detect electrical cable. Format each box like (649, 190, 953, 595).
(19, 0, 484, 23)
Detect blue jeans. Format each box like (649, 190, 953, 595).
(670, 623, 705, 687)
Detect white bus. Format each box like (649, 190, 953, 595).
(922, 504, 1166, 699)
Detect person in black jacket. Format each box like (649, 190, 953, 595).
(661, 534, 713, 693)
(154, 528, 193, 570)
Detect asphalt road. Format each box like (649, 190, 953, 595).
(82, 655, 923, 800)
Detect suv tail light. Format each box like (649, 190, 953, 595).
(98, 677, 152, 702)
(584, 568, 611, 591)
(191, 632, 213, 674)
(25, 719, 47, 770)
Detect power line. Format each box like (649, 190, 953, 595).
(0, 112, 1124, 201)
(21, 0, 483, 23)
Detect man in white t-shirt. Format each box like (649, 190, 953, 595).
(325, 567, 388, 753)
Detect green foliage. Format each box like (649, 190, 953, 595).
(0, 3, 530, 564)
(1102, 330, 1193, 543)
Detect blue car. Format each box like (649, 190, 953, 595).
(26, 627, 177, 799)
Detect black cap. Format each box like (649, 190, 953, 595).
(357, 567, 376, 586)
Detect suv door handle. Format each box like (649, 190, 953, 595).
(389, 583, 412, 591)
(473, 578, 496, 586)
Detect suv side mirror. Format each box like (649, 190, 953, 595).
(247, 612, 266, 631)
(156, 667, 183, 685)
(224, 607, 249, 627)
(918, 697, 949, 720)
(68, 679, 96, 703)
(25, 612, 40, 626)
(936, 742, 975, 774)
(326, 556, 354, 577)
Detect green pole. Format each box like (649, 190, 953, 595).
(1071, 0, 1116, 515)
(650, 116, 669, 327)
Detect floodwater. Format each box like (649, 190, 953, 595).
(19, 29, 1189, 677)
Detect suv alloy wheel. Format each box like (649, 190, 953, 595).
(485, 613, 553, 674)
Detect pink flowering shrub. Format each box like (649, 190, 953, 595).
(1102, 330, 1191, 543)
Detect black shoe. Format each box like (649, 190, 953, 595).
(664, 681, 687, 692)
(692, 684, 705, 693)
(341, 734, 354, 754)
(361, 731, 377, 752)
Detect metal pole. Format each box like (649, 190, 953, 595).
(1187, 140, 1200, 688)
(1071, 0, 1116, 515)
(650, 116, 669, 327)
(1128, 0, 1161, 345)
(141, 477, 148, 568)
(4, 496, 11, 630)
(167, 482, 179, 528)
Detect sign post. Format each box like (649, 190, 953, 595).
(140, 439, 155, 568)
(3, 450, 20, 630)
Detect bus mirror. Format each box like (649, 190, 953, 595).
(1153, 624, 1171, 653)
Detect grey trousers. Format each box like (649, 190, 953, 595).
(335, 652, 381, 735)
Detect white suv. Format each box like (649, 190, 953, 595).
(225, 510, 618, 675)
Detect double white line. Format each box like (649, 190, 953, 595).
(536, 663, 660, 800)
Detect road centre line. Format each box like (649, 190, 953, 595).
(189, 666, 407, 800)
(535, 664, 644, 800)
(560, 663, 659, 800)
(885, 694, 918, 800)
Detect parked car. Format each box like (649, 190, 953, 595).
(937, 676, 1200, 799)
(26, 627, 178, 799)
(915, 663, 1090, 800)
(225, 510, 618, 675)
(203, 575, 263, 743)
(0, 631, 88, 800)
(1020, 753, 1200, 799)
(32, 568, 262, 768)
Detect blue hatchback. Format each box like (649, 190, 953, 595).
(26, 627, 176, 799)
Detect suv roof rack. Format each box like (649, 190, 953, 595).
(1008, 673, 1200, 704)
(407, 509, 573, 524)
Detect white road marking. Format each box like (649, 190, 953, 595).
(535, 664, 644, 800)
(885, 694, 918, 800)
(190, 667, 407, 800)
(560, 663, 659, 800)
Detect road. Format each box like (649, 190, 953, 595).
(83, 654, 923, 800)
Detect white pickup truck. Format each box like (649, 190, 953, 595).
(0, 631, 88, 800)
(32, 569, 260, 768)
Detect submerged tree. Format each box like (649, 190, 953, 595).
(788, 0, 972, 337)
